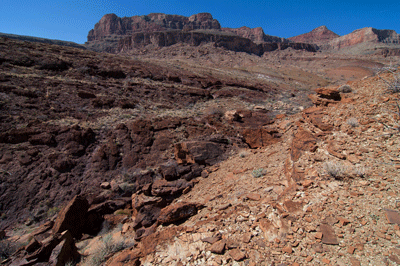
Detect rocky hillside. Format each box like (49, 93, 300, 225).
(0, 32, 85, 49)
(1, 15, 400, 265)
(3, 33, 400, 265)
(288, 25, 339, 45)
(106, 68, 400, 266)
(85, 13, 317, 55)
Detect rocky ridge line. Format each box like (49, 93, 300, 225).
(85, 13, 317, 55)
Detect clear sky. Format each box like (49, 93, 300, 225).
(1, 0, 399, 44)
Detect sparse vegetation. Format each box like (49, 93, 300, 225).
(338, 84, 352, 93)
(377, 66, 400, 93)
(252, 168, 266, 178)
(323, 161, 347, 179)
(346, 117, 359, 127)
(379, 100, 400, 137)
(47, 206, 60, 217)
(84, 226, 133, 266)
(323, 162, 366, 179)
(239, 151, 250, 158)
(352, 165, 367, 178)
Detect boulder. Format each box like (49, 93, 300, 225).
(242, 128, 281, 148)
(25, 237, 42, 253)
(28, 132, 56, 146)
(314, 87, 341, 101)
(132, 194, 164, 213)
(134, 204, 162, 229)
(52, 195, 89, 239)
(224, 110, 242, 122)
(209, 240, 226, 254)
(159, 162, 178, 181)
(174, 141, 223, 165)
(151, 179, 192, 197)
(24, 230, 79, 264)
(106, 248, 141, 266)
(290, 128, 317, 162)
(88, 198, 130, 216)
(302, 107, 333, 131)
(158, 202, 203, 225)
(48, 231, 80, 266)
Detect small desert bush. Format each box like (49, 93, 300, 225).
(346, 118, 359, 127)
(323, 161, 347, 179)
(239, 150, 251, 158)
(377, 67, 400, 93)
(252, 168, 266, 178)
(86, 229, 132, 266)
(352, 165, 367, 178)
(338, 85, 352, 93)
(47, 206, 60, 218)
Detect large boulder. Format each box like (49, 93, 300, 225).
(242, 128, 281, 148)
(158, 202, 203, 225)
(20, 230, 79, 265)
(174, 141, 222, 165)
(151, 179, 192, 197)
(309, 87, 341, 106)
(52, 195, 89, 239)
(48, 231, 80, 266)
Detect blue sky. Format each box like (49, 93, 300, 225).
(1, 0, 399, 44)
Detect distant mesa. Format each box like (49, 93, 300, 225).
(85, 13, 317, 55)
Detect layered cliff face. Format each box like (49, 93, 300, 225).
(87, 13, 221, 42)
(288, 26, 339, 45)
(117, 31, 317, 55)
(222, 26, 286, 43)
(86, 13, 316, 55)
(327, 27, 400, 49)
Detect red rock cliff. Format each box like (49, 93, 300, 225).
(87, 13, 221, 41)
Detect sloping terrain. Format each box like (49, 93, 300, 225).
(0, 32, 85, 49)
(0, 36, 285, 228)
(0, 27, 400, 266)
(103, 66, 400, 266)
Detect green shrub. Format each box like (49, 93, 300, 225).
(252, 168, 266, 178)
